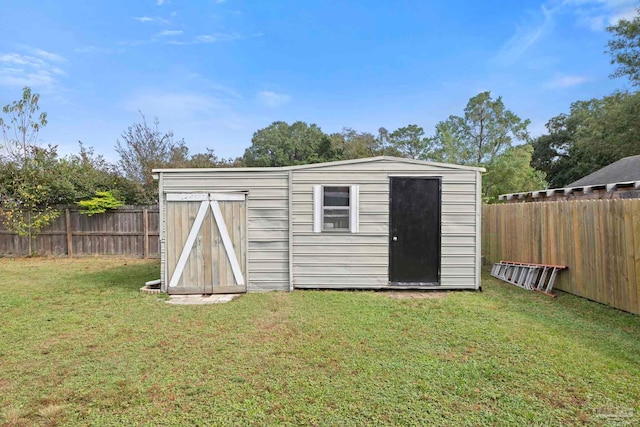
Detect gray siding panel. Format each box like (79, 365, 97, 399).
(291, 158, 480, 289)
(159, 170, 290, 292)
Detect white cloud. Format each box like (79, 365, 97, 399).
(156, 30, 183, 37)
(156, 0, 168, 5)
(497, 0, 637, 63)
(256, 91, 291, 107)
(125, 90, 231, 120)
(133, 16, 170, 25)
(0, 49, 66, 90)
(74, 45, 120, 54)
(496, 5, 554, 64)
(31, 48, 65, 63)
(186, 73, 243, 99)
(607, 7, 638, 25)
(543, 74, 589, 88)
(122, 30, 257, 46)
(557, 0, 637, 30)
(195, 33, 244, 43)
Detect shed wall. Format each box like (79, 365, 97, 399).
(291, 158, 480, 289)
(159, 171, 289, 292)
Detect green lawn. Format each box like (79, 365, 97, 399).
(1, 258, 639, 426)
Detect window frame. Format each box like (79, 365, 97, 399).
(321, 185, 351, 232)
(313, 184, 359, 234)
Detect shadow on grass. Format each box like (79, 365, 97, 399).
(69, 260, 160, 293)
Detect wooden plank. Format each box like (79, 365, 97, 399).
(211, 201, 245, 286)
(217, 203, 228, 287)
(202, 206, 213, 294)
(165, 193, 245, 201)
(604, 200, 613, 306)
(143, 208, 149, 259)
(211, 203, 220, 288)
(187, 202, 200, 289)
(168, 201, 209, 288)
(572, 202, 582, 296)
(633, 200, 640, 314)
(65, 208, 73, 258)
(587, 200, 596, 299)
(195, 205, 206, 292)
(614, 201, 627, 311)
(210, 193, 246, 201)
(618, 200, 631, 312)
(599, 200, 608, 305)
(166, 193, 209, 201)
(166, 202, 176, 285)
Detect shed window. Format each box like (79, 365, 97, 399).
(323, 186, 350, 231)
(313, 185, 359, 233)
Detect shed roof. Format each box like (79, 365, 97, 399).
(152, 156, 486, 173)
(567, 155, 640, 187)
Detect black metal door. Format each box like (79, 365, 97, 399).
(389, 177, 441, 285)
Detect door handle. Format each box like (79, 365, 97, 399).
(392, 236, 398, 241)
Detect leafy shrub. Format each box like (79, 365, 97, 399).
(77, 191, 124, 216)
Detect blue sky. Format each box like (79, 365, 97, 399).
(0, 0, 637, 162)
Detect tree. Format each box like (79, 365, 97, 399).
(484, 144, 547, 202)
(0, 87, 59, 255)
(55, 143, 146, 205)
(427, 119, 468, 163)
(430, 92, 530, 166)
(530, 114, 582, 188)
(115, 114, 191, 203)
(330, 128, 382, 160)
(426, 91, 534, 199)
(531, 91, 640, 187)
(607, 7, 640, 86)
(242, 121, 339, 167)
(387, 124, 432, 159)
(186, 148, 238, 168)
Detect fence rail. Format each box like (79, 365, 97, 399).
(482, 199, 640, 315)
(0, 206, 160, 258)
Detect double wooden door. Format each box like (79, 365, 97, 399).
(166, 193, 247, 294)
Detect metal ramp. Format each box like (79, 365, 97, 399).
(490, 261, 567, 297)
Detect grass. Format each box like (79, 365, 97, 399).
(0, 258, 639, 426)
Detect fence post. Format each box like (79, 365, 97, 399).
(143, 208, 149, 259)
(65, 208, 73, 258)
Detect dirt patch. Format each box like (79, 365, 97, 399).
(385, 292, 448, 299)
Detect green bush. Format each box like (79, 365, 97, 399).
(77, 191, 124, 216)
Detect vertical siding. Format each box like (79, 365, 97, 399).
(159, 171, 289, 292)
(291, 158, 480, 289)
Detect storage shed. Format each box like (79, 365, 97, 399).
(153, 156, 485, 294)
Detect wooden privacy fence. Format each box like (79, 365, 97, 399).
(0, 206, 159, 258)
(483, 199, 640, 315)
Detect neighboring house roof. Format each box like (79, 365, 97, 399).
(498, 154, 640, 201)
(568, 155, 640, 187)
(153, 156, 486, 174)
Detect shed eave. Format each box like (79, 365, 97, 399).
(152, 166, 291, 173)
(286, 156, 486, 172)
(152, 156, 486, 174)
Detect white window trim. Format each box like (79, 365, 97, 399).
(313, 185, 359, 234)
